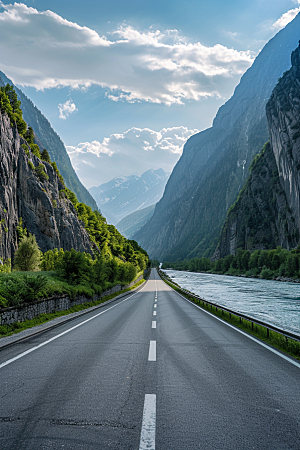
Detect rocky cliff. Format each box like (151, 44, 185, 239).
(134, 13, 300, 261)
(0, 109, 93, 261)
(215, 44, 300, 258)
(0, 71, 98, 211)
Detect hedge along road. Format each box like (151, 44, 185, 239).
(0, 269, 299, 450)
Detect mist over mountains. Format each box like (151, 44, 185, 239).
(89, 169, 169, 225)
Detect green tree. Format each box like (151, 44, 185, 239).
(16, 217, 27, 242)
(13, 234, 42, 271)
(0, 84, 27, 136)
(241, 250, 251, 271)
(249, 250, 261, 269)
(60, 249, 93, 285)
(35, 163, 49, 182)
(41, 149, 51, 163)
(41, 248, 64, 271)
(271, 253, 280, 270)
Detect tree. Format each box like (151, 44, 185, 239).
(0, 85, 27, 136)
(60, 249, 93, 285)
(13, 234, 42, 271)
(41, 149, 51, 163)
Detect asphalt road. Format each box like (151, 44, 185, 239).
(0, 269, 299, 449)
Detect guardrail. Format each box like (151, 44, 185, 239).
(158, 270, 300, 344)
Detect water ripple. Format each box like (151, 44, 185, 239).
(166, 270, 300, 334)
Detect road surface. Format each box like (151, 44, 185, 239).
(0, 269, 299, 449)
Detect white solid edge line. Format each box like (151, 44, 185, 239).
(148, 341, 156, 361)
(153, 311, 157, 316)
(0, 281, 148, 370)
(152, 321, 156, 329)
(173, 288, 300, 369)
(139, 394, 156, 450)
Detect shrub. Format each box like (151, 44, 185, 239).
(16, 217, 27, 242)
(60, 249, 93, 285)
(19, 275, 48, 302)
(28, 161, 35, 171)
(41, 248, 64, 271)
(14, 234, 42, 271)
(0, 274, 48, 306)
(260, 267, 274, 280)
(0, 259, 11, 273)
(41, 149, 51, 163)
(0, 278, 25, 306)
(35, 163, 49, 182)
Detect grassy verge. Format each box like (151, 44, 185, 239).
(0, 278, 145, 339)
(160, 275, 300, 361)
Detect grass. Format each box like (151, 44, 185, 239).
(160, 274, 300, 361)
(0, 277, 145, 339)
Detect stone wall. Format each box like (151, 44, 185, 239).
(0, 274, 144, 326)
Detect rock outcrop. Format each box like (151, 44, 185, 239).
(215, 44, 300, 258)
(134, 13, 300, 261)
(0, 110, 93, 261)
(266, 45, 300, 225)
(0, 71, 98, 211)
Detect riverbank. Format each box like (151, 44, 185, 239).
(161, 269, 300, 335)
(162, 247, 300, 282)
(159, 270, 300, 361)
(164, 268, 300, 284)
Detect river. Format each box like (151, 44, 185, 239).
(164, 270, 300, 334)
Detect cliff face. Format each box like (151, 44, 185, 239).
(215, 143, 298, 258)
(0, 71, 98, 211)
(134, 13, 300, 261)
(266, 46, 300, 225)
(215, 45, 300, 258)
(0, 110, 93, 260)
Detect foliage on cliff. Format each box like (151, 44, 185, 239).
(0, 85, 149, 307)
(0, 71, 97, 209)
(0, 84, 27, 136)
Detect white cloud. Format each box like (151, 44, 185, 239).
(225, 31, 240, 40)
(66, 126, 199, 187)
(0, 2, 255, 105)
(58, 99, 77, 119)
(272, 5, 300, 30)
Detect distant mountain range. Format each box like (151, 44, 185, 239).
(0, 71, 97, 211)
(134, 13, 300, 261)
(117, 204, 155, 239)
(89, 169, 169, 225)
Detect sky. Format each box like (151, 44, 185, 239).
(0, 0, 299, 187)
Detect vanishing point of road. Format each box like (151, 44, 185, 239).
(0, 269, 299, 449)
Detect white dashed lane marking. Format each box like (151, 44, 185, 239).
(148, 341, 156, 361)
(139, 394, 156, 450)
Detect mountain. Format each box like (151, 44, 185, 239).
(134, 14, 300, 261)
(0, 71, 98, 211)
(89, 169, 169, 225)
(0, 107, 93, 260)
(117, 204, 155, 239)
(215, 44, 300, 257)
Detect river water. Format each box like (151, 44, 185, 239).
(164, 270, 300, 334)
